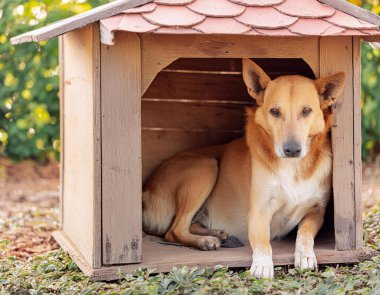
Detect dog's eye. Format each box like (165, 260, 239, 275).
(269, 108, 280, 118)
(302, 107, 312, 117)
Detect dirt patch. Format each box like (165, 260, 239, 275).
(363, 162, 380, 209)
(0, 158, 60, 259)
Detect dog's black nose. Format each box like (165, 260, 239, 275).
(283, 142, 302, 158)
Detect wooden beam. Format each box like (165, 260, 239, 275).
(101, 32, 142, 265)
(58, 35, 64, 229)
(319, 0, 380, 26)
(141, 35, 320, 94)
(353, 37, 363, 248)
(61, 24, 102, 268)
(11, 0, 153, 45)
(320, 36, 356, 251)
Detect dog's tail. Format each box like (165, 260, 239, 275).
(142, 186, 175, 237)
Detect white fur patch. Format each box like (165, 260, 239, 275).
(294, 235, 318, 270)
(268, 159, 331, 239)
(250, 251, 274, 279)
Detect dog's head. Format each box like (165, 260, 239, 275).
(242, 58, 345, 159)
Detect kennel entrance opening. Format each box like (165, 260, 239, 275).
(142, 57, 316, 184)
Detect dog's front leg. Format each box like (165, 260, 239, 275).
(294, 206, 325, 271)
(248, 197, 275, 279)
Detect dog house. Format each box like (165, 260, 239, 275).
(12, 0, 380, 281)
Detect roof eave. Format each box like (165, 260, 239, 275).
(318, 0, 380, 27)
(11, 0, 154, 45)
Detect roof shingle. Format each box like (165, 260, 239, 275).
(275, 0, 335, 18)
(188, 0, 246, 17)
(101, 0, 380, 43)
(235, 7, 298, 29)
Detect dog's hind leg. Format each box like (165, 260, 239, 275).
(189, 223, 228, 242)
(164, 156, 221, 251)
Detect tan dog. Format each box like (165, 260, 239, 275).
(142, 59, 345, 279)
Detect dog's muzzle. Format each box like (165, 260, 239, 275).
(283, 141, 302, 158)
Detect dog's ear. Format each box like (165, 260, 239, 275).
(315, 72, 345, 109)
(242, 58, 271, 105)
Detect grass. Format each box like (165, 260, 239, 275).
(0, 206, 379, 295)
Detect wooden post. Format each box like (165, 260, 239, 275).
(353, 37, 363, 248)
(101, 32, 142, 265)
(320, 36, 360, 250)
(60, 23, 102, 268)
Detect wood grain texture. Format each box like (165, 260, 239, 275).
(319, 0, 380, 26)
(101, 32, 142, 265)
(11, 0, 153, 45)
(353, 37, 363, 248)
(142, 100, 246, 130)
(53, 230, 378, 281)
(143, 71, 252, 102)
(320, 36, 356, 251)
(141, 35, 320, 94)
(61, 24, 101, 268)
(59, 36, 64, 228)
(164, 58, 316, 78)
(92, 22, 102, 269)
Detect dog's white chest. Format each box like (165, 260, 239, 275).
(269, 164, 326, 238)
(271, 163, 324, 203)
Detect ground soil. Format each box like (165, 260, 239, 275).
(0, 158, 59, 259)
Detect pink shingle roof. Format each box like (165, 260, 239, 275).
(100, 0, 380, 41)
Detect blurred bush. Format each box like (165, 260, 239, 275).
(349, 0, 380, 160)
(0, 0, 107, 162)
(1, 0, 380, 162)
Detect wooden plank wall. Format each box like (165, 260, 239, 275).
(101, 32, 142, 265)
(320, 36, 360, 250)
(61, 24, 101, 268)
(353, 37, 363, 248)
(142, 58, 316, 183)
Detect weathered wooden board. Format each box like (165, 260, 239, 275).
(320, 36, 356, 251)
(61, 24, 101, 268)
(165, 58, 316, 79)
(58, 36, 64, 228)
(142, 100, 246, 130)
(141, 35, 320, 93)
(11, 0, 153, 44)
(353, 37, 363, 248)
(101, 32, 142, 265)
(54, 230, 377, 281)
(143, 71, 252, 102)
(142, 129, 242, 183)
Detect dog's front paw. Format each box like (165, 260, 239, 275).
(197, 236, 221, 251)
(294, 248, 317, 271)
(250, 254, 274, 279)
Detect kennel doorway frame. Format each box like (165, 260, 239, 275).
(12, 0, 380, 281)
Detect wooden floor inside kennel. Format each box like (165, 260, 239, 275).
(53, 231, 376, 281)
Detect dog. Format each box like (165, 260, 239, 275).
(142, 59, 345, 279)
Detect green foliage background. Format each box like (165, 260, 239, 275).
(353, 0, 380, 160)
(0, 0, 379, 162)
(0, 0, 108, 162)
